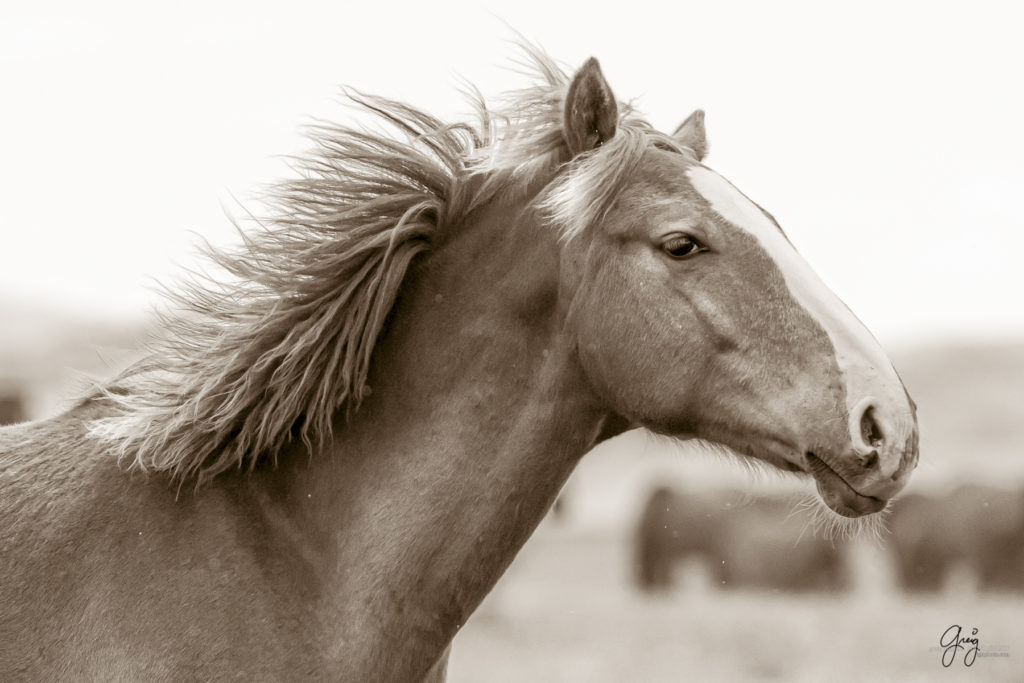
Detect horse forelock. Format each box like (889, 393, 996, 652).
(87, 42, 683, 484)
(467, 45, 696, 241)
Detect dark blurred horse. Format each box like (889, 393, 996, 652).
(634, 486, 846, 592)
(0, 393, 26, 426)
(887, 485, 1024, 592)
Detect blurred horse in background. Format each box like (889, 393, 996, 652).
(634, 487, 846, 592)
(888, 485, 1024, 592)
(0, 45, 917, 681)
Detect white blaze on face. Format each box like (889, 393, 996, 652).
(686, 166, 910, 465)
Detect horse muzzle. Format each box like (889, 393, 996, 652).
(806, 395, 919, 517)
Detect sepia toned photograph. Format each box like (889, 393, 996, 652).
(2, 1, 1021, 681)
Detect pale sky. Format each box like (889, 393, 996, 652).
(2, 0, 1022, 347)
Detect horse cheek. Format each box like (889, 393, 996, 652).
(572, 273, 693, 425)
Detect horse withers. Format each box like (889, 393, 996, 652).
(0, 48, 918, 680)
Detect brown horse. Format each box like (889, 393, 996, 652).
(0, 47, 918, 680)
(887, 485, 1024, 592)
(634, 487, 846, 592)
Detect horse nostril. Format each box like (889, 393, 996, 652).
(860, 450, 879, 470)
(860, 405, 885, 449)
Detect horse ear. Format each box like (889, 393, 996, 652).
(673, 109, 708, 161)
(563, 57, 618, 156)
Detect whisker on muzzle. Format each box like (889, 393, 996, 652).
(792, 490, 890, 545)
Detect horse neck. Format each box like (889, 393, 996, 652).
(267, 181, 607, 678)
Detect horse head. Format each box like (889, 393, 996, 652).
(555, 59, 918, 517)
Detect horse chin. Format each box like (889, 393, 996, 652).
(656, 434, 884, 519)
(671, 433, 808, 478)
(806, 453, 888, 518)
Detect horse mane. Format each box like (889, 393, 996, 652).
(89, 44, 690, 484)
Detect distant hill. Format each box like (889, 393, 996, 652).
(890, 341, 1024, 481)
(2, 300, 1021, 490)
(0, 299, 148, 418)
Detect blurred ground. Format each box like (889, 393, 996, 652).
(449, 523, 1022, 682)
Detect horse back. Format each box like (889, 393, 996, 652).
(0, 399, 324, 680)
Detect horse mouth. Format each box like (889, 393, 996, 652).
(805, 453, 887, 518)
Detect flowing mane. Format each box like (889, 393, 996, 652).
(88, 46, 689, 484)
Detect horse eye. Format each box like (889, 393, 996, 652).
(662, 235, 704, 259)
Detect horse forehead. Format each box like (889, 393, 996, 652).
(617, 152, 705, 217)
(682, 166, 783, 237)
(639, 150, 701, 194)
(685, 165, 831, 302)
(686, 164, 900, 394)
